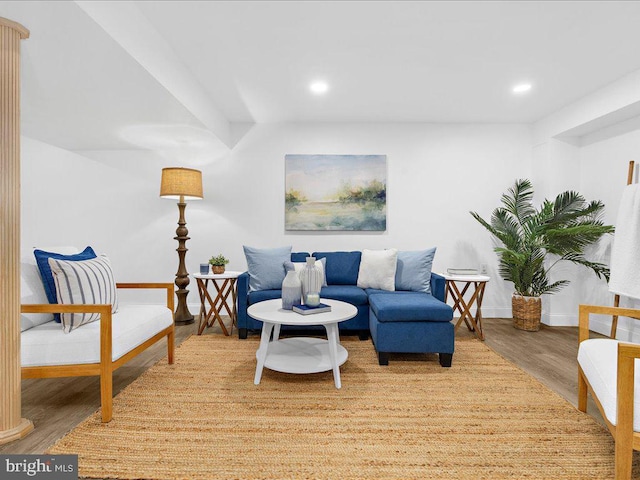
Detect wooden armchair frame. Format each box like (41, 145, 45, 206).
(21, 283, 175, 423)
(578, 304, 640, 479)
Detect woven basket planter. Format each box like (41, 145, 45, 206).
(211, 265, 225, 274)
(512, 294, 542, 331)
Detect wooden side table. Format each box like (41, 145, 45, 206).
(193, 271, 242, 336)
(440, 273, 490, 341)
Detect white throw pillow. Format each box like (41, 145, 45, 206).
(292, 258, 328, 287)
(357, 248, 398, 291)
(49, 254, 118, 333)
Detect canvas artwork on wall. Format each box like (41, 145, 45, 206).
(285, 154, 387, 231)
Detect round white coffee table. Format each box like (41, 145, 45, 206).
(248, 298, 357, 389)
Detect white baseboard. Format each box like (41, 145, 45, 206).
(541, 313, 576, 327)
(478, 307, 512, 318)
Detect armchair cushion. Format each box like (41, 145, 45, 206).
(21, 304, 172, 367)
(49, 255, 119, 333)
(578, 338, 640, 431)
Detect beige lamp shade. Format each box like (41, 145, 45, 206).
(160, 167, 203, 200)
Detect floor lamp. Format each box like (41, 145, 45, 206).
(160, 167, 203, 325)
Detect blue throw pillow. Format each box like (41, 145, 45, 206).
(312, 251, 361, 285)
(395, 248, 436, 294)
(243, 245, 292, 292)
(34, 246, 97, 321)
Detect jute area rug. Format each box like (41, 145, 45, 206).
(48, 335, 632, 479)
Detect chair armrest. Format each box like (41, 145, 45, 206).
(617, 342, 640, 444)
(21, 304, 114, 365)
(21, 304, 112, 315)
(578, 304, 640, 342)
(116, 282, 174, 311)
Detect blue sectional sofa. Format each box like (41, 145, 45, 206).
(237, 250, 456, 366)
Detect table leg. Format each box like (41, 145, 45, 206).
(273, 323, 281, 341)
(462, 283, 483, 339)
(325, 323, 342, 389)
(196, 279, 209, 335)
(200, 282, 228, 335)
(197, 277, 239, 336)
(210, 280, 230, 336)
(459, 283, 474, 331)
(230, 279, 237, 335)
(451, 282, 474, 331)
(449, 280, 486, 341)
(448, 283, 466, 330)
(474, 282, 486, 341)
(254, 322, 274, 385)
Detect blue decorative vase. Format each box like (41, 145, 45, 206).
(281, 270, 302, 310)
(300, 257, 323, 306)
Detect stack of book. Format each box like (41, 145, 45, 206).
(292, 303, 332, 315)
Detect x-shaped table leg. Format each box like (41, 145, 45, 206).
(196, 278, 238, 336)
(446, 280, 487, 341)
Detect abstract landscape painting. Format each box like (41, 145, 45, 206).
(285, 154, 387, 231)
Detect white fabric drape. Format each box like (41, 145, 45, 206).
(609, 183, 640, 299)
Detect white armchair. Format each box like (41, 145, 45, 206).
(20, 249, 175, 423)
(577, 304, 640, 479)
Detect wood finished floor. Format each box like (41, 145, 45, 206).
(1, 317, 605, 459)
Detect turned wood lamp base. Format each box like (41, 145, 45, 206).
(160, 167, 204, 326)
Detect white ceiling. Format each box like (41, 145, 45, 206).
(2, 1, 640, 151)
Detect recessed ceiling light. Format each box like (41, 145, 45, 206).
(310, 81, 329, 95)
(512, 83, 532, 94)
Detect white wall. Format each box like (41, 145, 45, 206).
(21, 123, 532, 314)
(578, 128, 640, 341)
(530, 67, 640, 337)
(528, 118, 640, 342)
(530, 138, 599, 327)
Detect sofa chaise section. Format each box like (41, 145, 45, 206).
(368, 290, 454, 366)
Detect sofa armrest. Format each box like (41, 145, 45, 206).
(430, 273, 446, 302)
(116, 282, 174, 311)
(237, 272, 250, 330)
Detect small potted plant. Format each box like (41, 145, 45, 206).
(209, 254, 229, 274)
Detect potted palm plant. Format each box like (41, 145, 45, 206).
(470, 179, 614, 331)
(209, 254, 229, 274)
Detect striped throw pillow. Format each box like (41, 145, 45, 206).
(48, 255, 119, 333)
